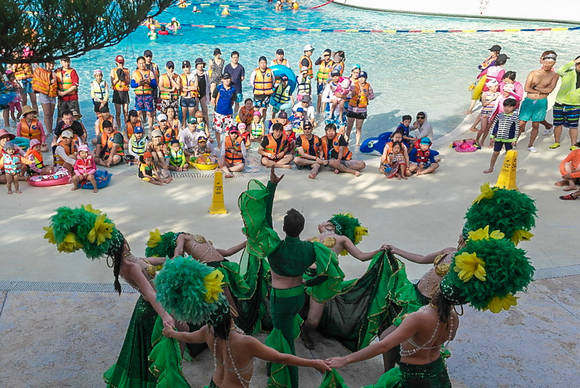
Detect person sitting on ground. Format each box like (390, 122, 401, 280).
(395, 115, 415, 149)
(193, 109, 209, 139)
(179, 117, 197, 155)
(95, 120, 124, 167)
(270, 110, 292, 134)
(380, 129, 410, 177)
(294, 121, 326, 179)
(127, 125, 147, 163)
(165, 106, 181, 138)
(236, 98, 255, 127)
(192, 136, 218, 163)
(168, 139, 188, 172)
(555, 141, 580, 191)
(219, 127, 246, 178)
(53, 129, 76, 174)
(289, 108, 305, 134)
(381, 141, 407, 180)
(94, 107, 117, 137)
(259, 122, 292, 168)
(24, 139, 52, 175)
(321, 123, 365, 176)
(484, 98, 519, 174)
(155, 113, 177, 144)
(146, 129, 172, 183)
(408, 137, 439, 176)
(412, 111, 433, 140)
(250, 111, 265, 141)
(53, 110, 86, 146)
(72, 144, 98, 192)
(17, 105, 47, 152)
(138, 151, 166, 185)
(237, 122, 251, 147)
(292, 95, 316, 126)
(125, 109, 141, 140)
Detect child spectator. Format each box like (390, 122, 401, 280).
(555, 142, 580, 191)
(408, 137, 440, 175)
(72, 144, 98, 192)
(192, 136, 218, 161)
(236, 98, 255, 126)
(25, 139, 52, 175)
(330, 77, 351, 121)
(168, 139, 188, 171)
(250, 111, 265, 141)
(138, 151, 166, 185)
(237, 123, 251, 147)
(484, 98, 519, 174)
(219, 127, 246, 178)
(127, 125, 147, 163)
(5, 70, 22, 123)
(2, 141, 24, 193)
(381, 141, 407, 179)
(395, 115, 415, 148)
(289, 108, 305, 134)
(475, 80, 501, 148)
(90, 69, 109, 117)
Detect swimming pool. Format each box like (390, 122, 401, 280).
(70, 0, 579, 143)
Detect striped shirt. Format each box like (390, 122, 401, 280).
(490, 112, 519, 142)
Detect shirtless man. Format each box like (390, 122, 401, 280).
(518, 51, 559, 152)
(301, 216, 387, 349)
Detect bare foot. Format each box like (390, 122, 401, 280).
(7, 190, 12, 194)
(93, 188, 98, 193)
(469, 126, 478, 132)
(334, 169, 339, 174)
(402, 175, 407, 180)
(16, 189, 22, 194)
(543, 122, 553, 130)
(465, 109, 472, 115)
(308, 172, 317, 179)
(555, 180, 567, 186)
(71, 186, 79, 191)
(563, 186, 577, 191)
(225, 172, 234, 178)
(483, 168, 493, 174)
(353, 171, 361, 177)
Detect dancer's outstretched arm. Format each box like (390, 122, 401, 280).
(386, 245, 455, 264)
(217, 241, 247, 257)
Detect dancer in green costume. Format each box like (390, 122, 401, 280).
(43, 205, 179, 388)
(157, 256, 330, 387)
(238, 167, 344, 388)
(326, 225, 536, 388)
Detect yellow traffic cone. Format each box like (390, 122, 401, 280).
(209, 170, 228, 214)
(495, 150, 518, 190)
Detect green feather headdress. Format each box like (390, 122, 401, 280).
(464, 184, 537, 245)
(145, 229, 180, 258)
(43, 205, 124, 259)
(155, 256, 230, 326)
(442, 226, 535, 313)
(328, 213, 368, 246)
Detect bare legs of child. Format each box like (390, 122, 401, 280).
(219, 160, 244, 178)
(6, 173, 21, 194)
(71, 174, 98, 193)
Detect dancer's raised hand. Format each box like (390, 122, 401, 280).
(270, 166, 284, 184)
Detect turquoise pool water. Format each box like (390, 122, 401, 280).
(71, 0, 579, 142)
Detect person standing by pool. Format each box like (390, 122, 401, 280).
(31, 61, 57, 141)
(55, 57, 80, 120)
(208, 48, 225, 98)
(179, 60, 196, 128)
(224, 51, 245, 113)
(271, 48, 289, 67)
(346, 70, 374, 146)
(110, 55, 131, 131)
(250, 56, 275, 120)
(143, 50, 160, 101)
(158, 61, 181, 114)
(293, 95, 316, 126)
(550, 55, 580, 150)
(299, 44, 314, 81)
(211, 73, 236, 145)
(271, 75, 293, 119)
(193, 57, 211, 126)
(131, 56, 157, 130)
(518, 51, 559, 152)
(315, 49, 334, 113)
(13, 61, 37, 113)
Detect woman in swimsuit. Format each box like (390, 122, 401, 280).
(173, 233, 246, 264)
(162, 310, 329, 388)
(209, 48, 225, 98)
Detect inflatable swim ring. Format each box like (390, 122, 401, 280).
(360, 131, 392, 154)
(452, 139, 478, 152)
(189, 154, 218, 170)
(28, 168, 70, 187)
(271, 65, 297, 94)
(0, 91, 17, 105)
(13, 137, 30, 151)
(471, 74, 487, 100)
(81, 169, 112, 190)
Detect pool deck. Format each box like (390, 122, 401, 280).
(1, 105, 579, 386)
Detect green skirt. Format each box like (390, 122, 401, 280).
(104, 296, 158, 387)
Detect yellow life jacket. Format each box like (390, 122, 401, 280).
(111, 67, 130, 92)
(14, 63, 33, 80)
(316, 60, 334, 83)
(132, 70, 154, 95)
(253, 68, 274, 96)
(159, 73, 180, 100)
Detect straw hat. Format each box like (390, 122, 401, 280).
(21, 105, 37, 117)
(0, 129, 16, 141)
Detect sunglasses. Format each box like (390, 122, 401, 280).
(417, 116, 425, 119)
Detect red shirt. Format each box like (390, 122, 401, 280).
(58, 68, 80, 102)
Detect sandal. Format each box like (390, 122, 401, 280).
(560, 193, 579, 200)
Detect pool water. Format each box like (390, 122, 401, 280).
(71, 0, 579, 143)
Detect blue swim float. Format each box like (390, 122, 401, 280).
(270, 65, 297, 94)
(13, 137, 30, 151)
(81, 169, 112, 189)
(360, 131, 392, 154)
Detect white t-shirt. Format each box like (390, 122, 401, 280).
(292, 103, 315, 123)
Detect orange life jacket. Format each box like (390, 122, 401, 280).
(180, 73, 199, 98)
(321, 134, 352, 161)
(263, 134, 288, 158)
(14, 63, 33, 80)
(56, 68, 76, 93)
(96, 117, 114, 134)
(224, 135, 244, 164)
(271, 58, 289, 67)
(54, 140, 77, 165)
(126, 120, 142, 138)
(100, 131, 124, 156)
(299, 55, 313, 78)
(19, 118, 42, 141)
(111, 67, 130, 92)
(32, 67, 57, 97)
(25, 148, 44, 169)
(159, 73, 180, 100)
(349, 82, 371, 108)
(161, 127, 177, 143)
(132, 70, 154, 95)
(253, 68, 274, 96)
(296, 134, 321, 157)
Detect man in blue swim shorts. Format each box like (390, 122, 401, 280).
(518, 51, 559, 152)
(550, 55, 580, 151)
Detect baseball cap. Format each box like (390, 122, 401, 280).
(323, 49, 332, 55)
(278, 111, 287, 119)
(144, 49, 153, 57)
(276, 48, 284, 55)
(115, 55, 125, 63)
(303, 44, 314, 52)
(157, 113, 168, 122)
(187, 117, 196, 124)
(489, 45, 502, 52)
(359, 71, 368, 79)
(303, 121, 313, 129)
(60, 130, 73, 138)
(166, 61, 174, 68)
(151, 129, 163, 138)
(351, 64, 361, 71)
(214, 48, 222, 56)
(420, 137, 432, 145)
(143, 151, 153, 159)
(170, 139, 179, 145)
(182, 60, 191, 68)
(228, 126, 239, 134)
(330, 70, 340, 77)
(222, 72, 231, 80)
(301, 95, 311, 103)
(296, 107, 304, 112)
(134, 126, 144, 134)
(197, 136, 208, 143)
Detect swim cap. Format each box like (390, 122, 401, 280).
(238, 123, 246, 130)
(253, 111, 262, 117)
(359, 71, 368, 79)
(420, 137, 432, 145)
(134, 126, 144, 134)
(78, 144, 89, 153)
(143, 151, 153, 159)
(115, 55, 124, 63)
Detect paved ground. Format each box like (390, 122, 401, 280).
(0, 274, 578, 387)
